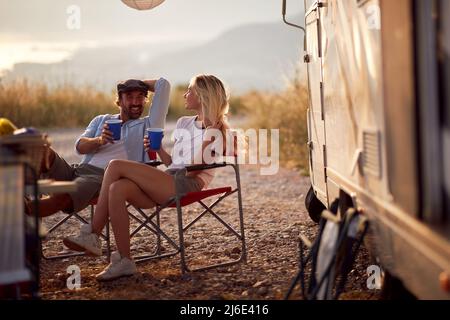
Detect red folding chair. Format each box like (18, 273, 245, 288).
(128, 158, 247, 273)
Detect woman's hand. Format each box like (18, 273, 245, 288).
(143, 136, 151, 152)
(143, 136, 163, 152)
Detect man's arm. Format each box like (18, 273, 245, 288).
(145, 78, 171, 128)
(75, 117, 114, 155)
(77, 137, 103, 155)
(142, 79, 158, 92)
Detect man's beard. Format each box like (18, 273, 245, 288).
(127, 105, 144, 119)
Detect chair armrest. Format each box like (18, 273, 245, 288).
(185, 163, 227, 172)
(145, 161, 163, 167)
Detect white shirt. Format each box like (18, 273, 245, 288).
(88, 139, 128, 169)
(168, 116, 227, 188)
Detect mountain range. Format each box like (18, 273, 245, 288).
(3, 17, 304, 93)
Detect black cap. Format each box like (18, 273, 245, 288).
(117, 79, 149, 94)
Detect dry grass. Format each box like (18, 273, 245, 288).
(0, 78, 309, 173)
(241, 79, 310, 174)
(0, 80, 117, 128)
(0, 80, 244, 129)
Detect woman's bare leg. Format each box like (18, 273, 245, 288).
(103, 160, 176, 204)
(91, 159, 175, 257)
(91, 161, 145, 234)
(91, 175, 114, 235)
(108, 178, 158, 259)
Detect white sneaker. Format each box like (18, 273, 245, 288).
(63, 224, 102, 256)
(96, 251, 137, 282)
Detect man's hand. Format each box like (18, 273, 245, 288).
(100, 123, 114, 145)
(142, 79, 157, 92)
(77, 124, 114, 154)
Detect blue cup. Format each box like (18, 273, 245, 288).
(146, 128, 164, 150)
(106, 119, 122, 140)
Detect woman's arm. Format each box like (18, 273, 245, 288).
(157, 148, 172, 167)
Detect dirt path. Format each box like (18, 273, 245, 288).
(39, 127, 378, 300)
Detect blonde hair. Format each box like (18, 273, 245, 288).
(190, 74, 231, 150)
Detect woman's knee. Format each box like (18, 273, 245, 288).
(105, 160, 129, 178)
(107, 159, 126, 171)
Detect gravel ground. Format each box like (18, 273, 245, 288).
(38, 126, 380, 300)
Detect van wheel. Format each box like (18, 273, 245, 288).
(305, 186, 326, 223)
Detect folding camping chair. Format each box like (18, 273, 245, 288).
(40, 197, 111, 260)
(127, 157, 247, 273)
(285, 205, 369, 300)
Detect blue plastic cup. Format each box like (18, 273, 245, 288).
(146, 128, 164, 150)
(105, 119, 122, 140)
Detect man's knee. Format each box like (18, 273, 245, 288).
(41, 147, 57, 173)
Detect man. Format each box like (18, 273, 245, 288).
(29, 78, 170, 217)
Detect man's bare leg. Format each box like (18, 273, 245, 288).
(41, 146, 56, 174)
(26, 145, 74, 216)
(25, 193, 74, 217)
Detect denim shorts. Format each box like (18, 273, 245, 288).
(165, 169, 203, 195)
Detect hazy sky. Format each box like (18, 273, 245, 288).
(0, 0, 303, 43)
(0, 0, 303, 71)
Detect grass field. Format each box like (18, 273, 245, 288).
(0, 78, 309, 172)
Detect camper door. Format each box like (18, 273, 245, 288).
(305, 1, 327, 203)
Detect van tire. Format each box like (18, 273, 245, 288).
(305, 186, 326, 223)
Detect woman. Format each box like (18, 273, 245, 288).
(63, 74, 231, 281)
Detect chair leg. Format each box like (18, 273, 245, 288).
(176, 197, 247, 272)
(41, 203, 111, 260)
(237, 187, 247, 263)
(176, 199, 188, 273)
(234, 163, 247, 263)
(130, 205, 181, 263)
(41, 251, 85, 260)
(106, 220, 111, 262)
(156, 211, 161, 256)
(41, 212, 87, 260)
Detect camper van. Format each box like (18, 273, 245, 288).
(288, 0, 450, 299)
